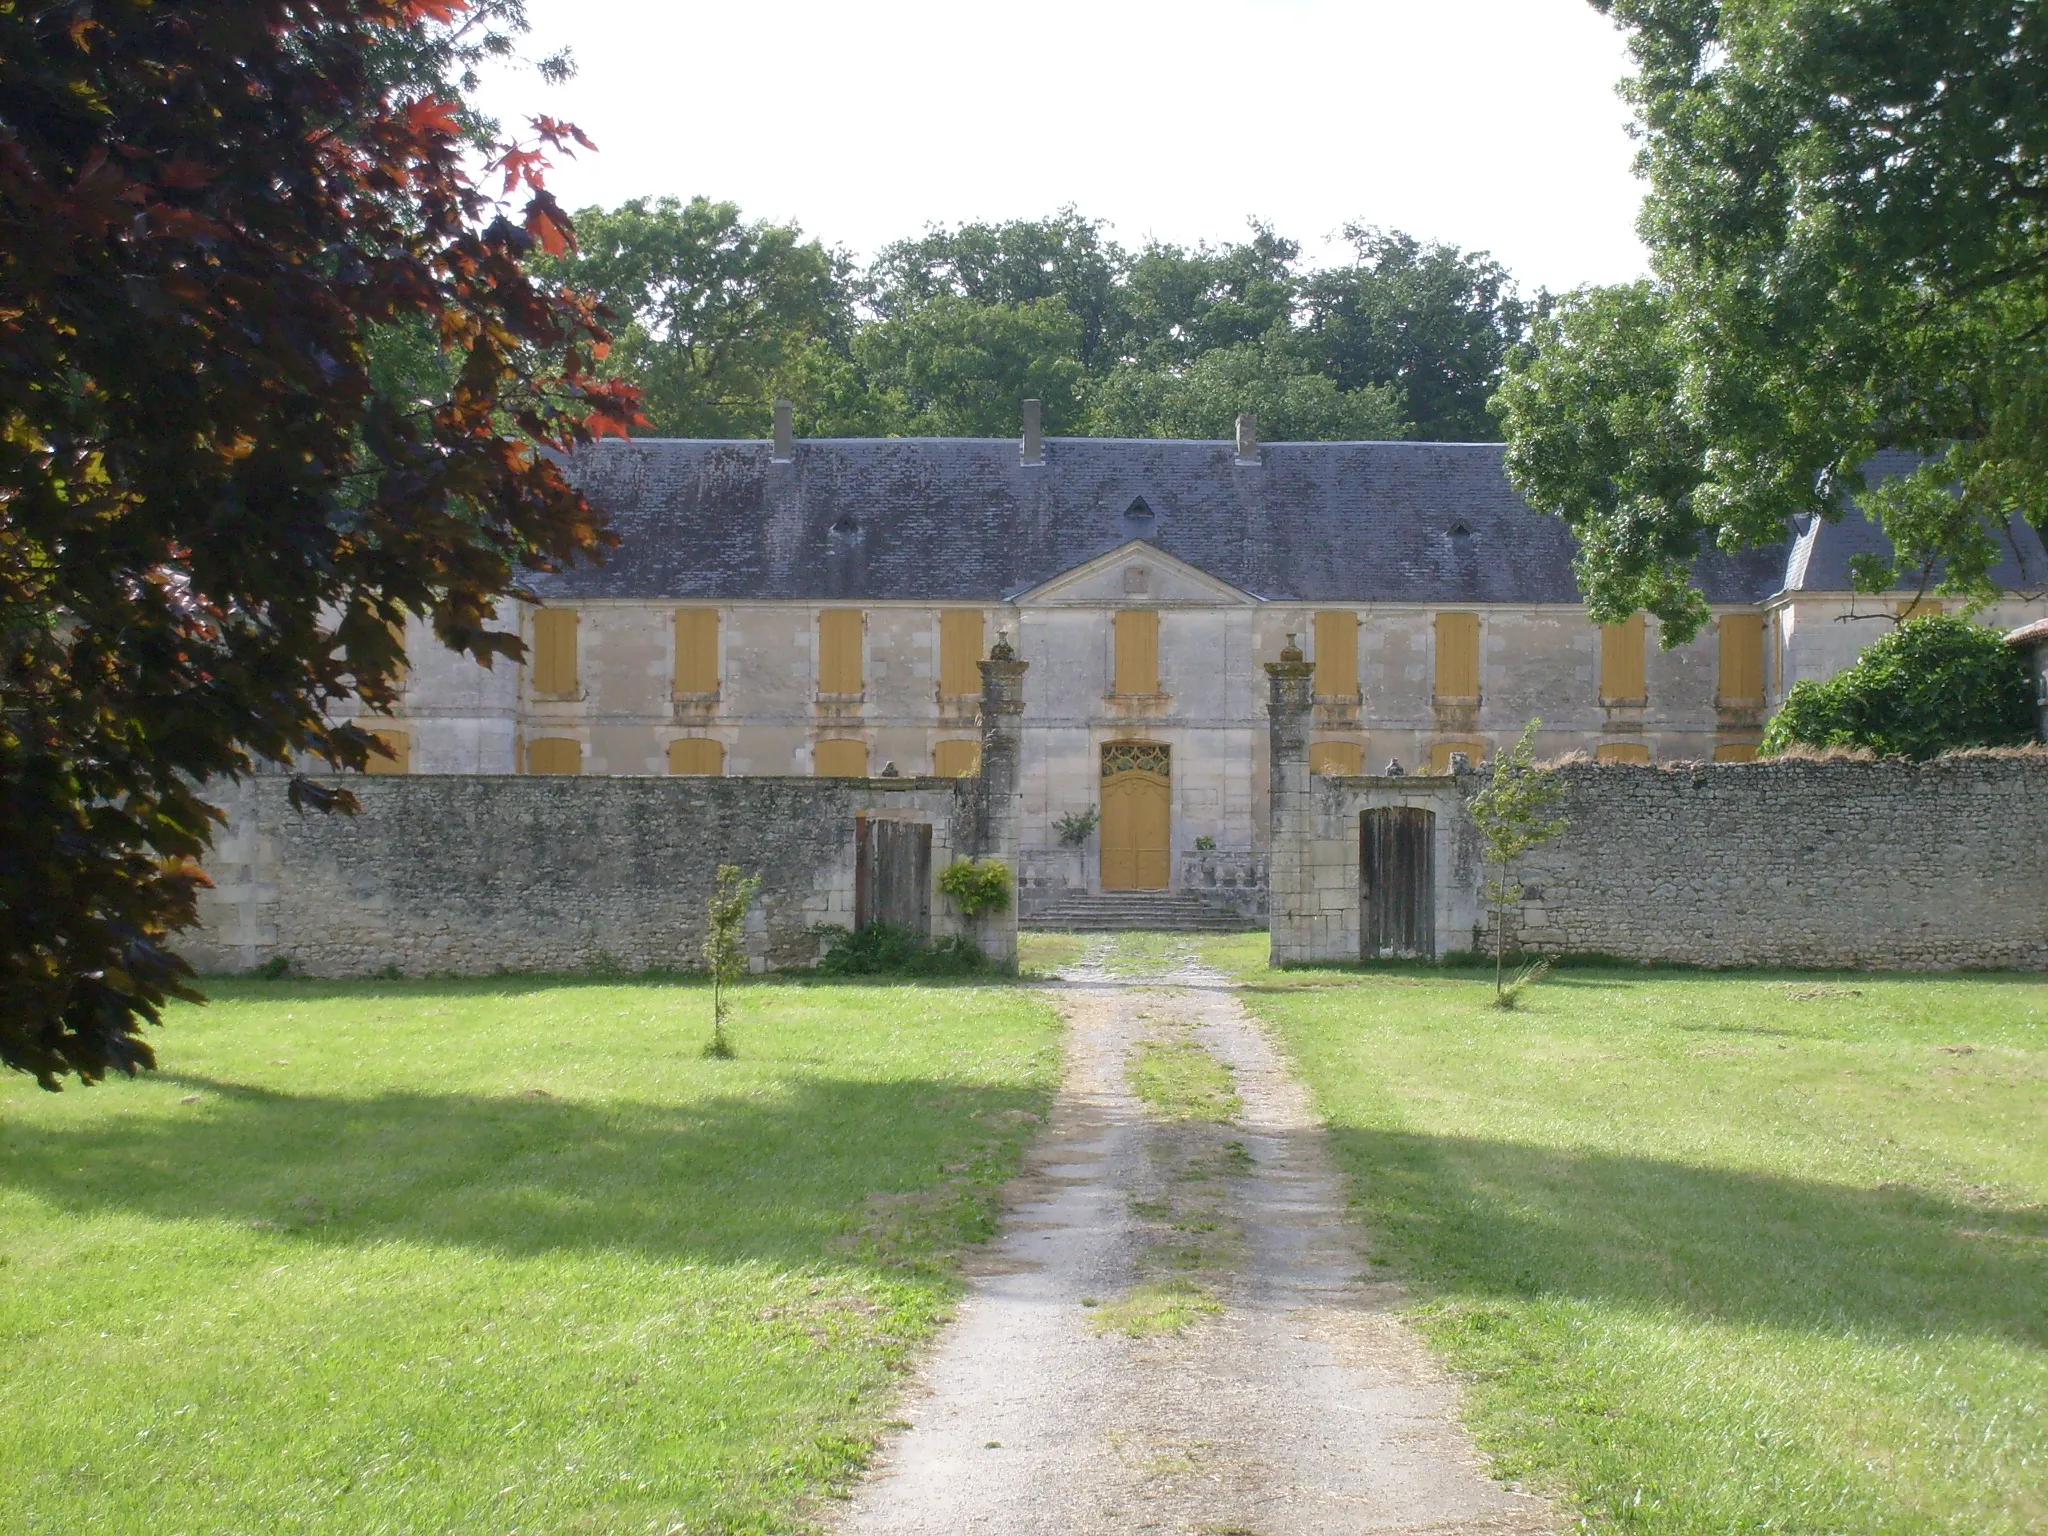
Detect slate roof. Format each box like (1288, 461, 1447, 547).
(536, 436, 1793, 607)
(1784, 450, 2048, 593)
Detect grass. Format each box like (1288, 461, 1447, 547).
(0, 972, 1062, 1534)
(1128, 1038, 1242, 1124)
(1086, 1279, 1224, 1337)
(1199, 934, 2048, 1534)
(1097, 931, 1196, 977)
(1015, 931, 1094, 977)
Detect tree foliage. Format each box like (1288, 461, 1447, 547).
(1301, 226, 1529, 442)
(0, 0, 638, 1088)
(575, 205, 1532, 444)
(1091, 329, 1406, 443)
(532, 196, 855, 438)
(855, 296, 1091, 436)
(1759, 616, 2036, 760)
(1466, 719, 1570, 1001)
(701, 863, 760, 1058)
(1499, 0, 2048, 643)
(936, 857, 1011, 920)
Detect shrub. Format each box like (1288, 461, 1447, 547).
(813, 923, 987, 977)
(1053, 808, 1099, 847)
(938, 858, 1012, 918)
(1760, 615, 2035, 760)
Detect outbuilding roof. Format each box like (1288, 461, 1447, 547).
(536, 436, 1954, 608)
(1783, 450, 2047, 595)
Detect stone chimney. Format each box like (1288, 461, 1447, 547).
(1021, 399, 1043, 466)
(772, 399, 794, 462)
(1235, 411, 1259, 465)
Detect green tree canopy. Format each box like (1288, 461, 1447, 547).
(853, 295, 1092, 436)
(535, 197, 856, 437)
(1498, 0, 2048, 644)
(1090, 329, 1407, 443)
(1760, 616, 2036, 760)
(867, 208, 1128, 372)
(1120, 225, 1302, 369)
(563, 203, 1540, 445)
(1301, 226, 1529, 442)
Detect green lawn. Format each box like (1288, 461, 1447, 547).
(1201, 936, 2048, 1534)
(0, 973, 1061, 1534)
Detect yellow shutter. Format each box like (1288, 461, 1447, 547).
(814, 738, 868, 777)
(1896, 597, 1944, 621)
(365, 729, 409, 774)
(1429, 740, 1484, 774)
(1434, 612, 1480, 700)
(1313, 611, 1359, 698)
(1714, 742, 1759, 763)
(818, 610, 864, 694)
(939, 610, 984, 698)
(528, 737, 581, 775)
(532, 608, 578, 695)
(1309, 740, 1364, 776)
(934, 738, 981, 777)
(1596, 741, 1651, 764)
(1599, 613, 1646, 702)
(1114, 609, 1159, 694)
(667, 738, 723, 775)
(674, 609, 720, 695)
(1717, 614, 1765, 705)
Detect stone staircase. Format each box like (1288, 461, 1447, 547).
(1021, 890, 1260, 933)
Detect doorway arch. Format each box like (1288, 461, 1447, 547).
(1100, 740, 1170, 890)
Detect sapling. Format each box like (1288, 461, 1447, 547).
(1465, 719, 1569, 1006)
(702, 864, 762, 1058)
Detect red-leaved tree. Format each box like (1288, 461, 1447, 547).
(0, 0, 641, 1087)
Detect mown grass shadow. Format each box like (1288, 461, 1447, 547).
(1332, 1127, 2048, 1349)
(2, 1071, 1042, 1270)
(188, 968, 1030, 1005)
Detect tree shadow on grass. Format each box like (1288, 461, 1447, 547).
(192, 970, 1027, 1007)
(0, 1072, 1044, 1271)
(1328, 1127, 2048, 1350)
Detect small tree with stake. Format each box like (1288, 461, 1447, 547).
(701, 865, 761, 1059)
(1466, 719, 1569, 1008)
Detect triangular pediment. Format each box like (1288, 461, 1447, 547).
(1013, 541, 1259, 607)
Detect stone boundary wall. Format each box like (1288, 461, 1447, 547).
(1502, 756, 2048, 969)
(1178, 849, 1270, 921)
(185, 772, 1005, 978)
(1269, 754, 2048, 970)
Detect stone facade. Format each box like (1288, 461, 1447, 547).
(330, 432, 2046, 909)
(1268, 676, 2048, 970)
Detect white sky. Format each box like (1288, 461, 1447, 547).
(473, 0, 1649, 295)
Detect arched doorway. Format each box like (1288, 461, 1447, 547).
(1101, 741, 1170, 890)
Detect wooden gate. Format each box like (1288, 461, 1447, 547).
(1100, 741, 1171, 890)
(1360, 807, 1434, 959)
(855, 816, 932, 935)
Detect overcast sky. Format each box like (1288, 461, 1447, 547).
(473, 0, 1650, 295)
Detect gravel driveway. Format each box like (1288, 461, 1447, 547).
(834, 943, 1555, 1536)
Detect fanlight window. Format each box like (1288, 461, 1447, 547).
(1101, 741, 1170, 779)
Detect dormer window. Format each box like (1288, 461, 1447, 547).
(1124, 496, 1154, 520)
(1449, 521, 1472, 539)
(831, 515, 861, 538)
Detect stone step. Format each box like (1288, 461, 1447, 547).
(1022, 892, 1261, 933)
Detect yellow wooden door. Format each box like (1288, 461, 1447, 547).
(1100, 743, 1171, 890)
